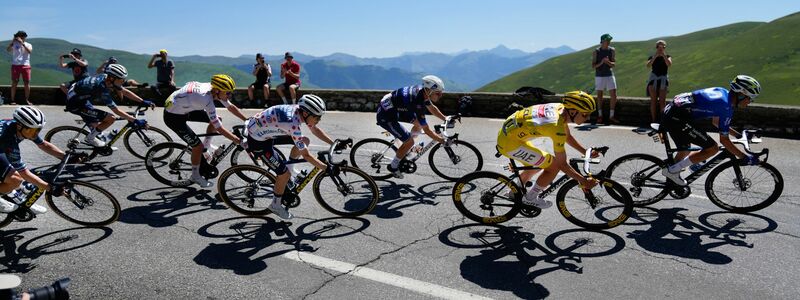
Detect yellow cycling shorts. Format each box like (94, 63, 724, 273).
(496, 137, 554, 168)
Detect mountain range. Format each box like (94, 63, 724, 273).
(479, 12, 800, 106)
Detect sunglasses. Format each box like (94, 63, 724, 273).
(21, 126, 42, 136)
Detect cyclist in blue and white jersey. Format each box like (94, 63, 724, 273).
(65, 64, 154, 147)
(243, 94, 335, 219)
(376, 75, 449, 178)
(0, 107, 71, 214)
(163, 74, 247, 188)
(660, 75, 762, 185)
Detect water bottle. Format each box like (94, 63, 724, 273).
(12, 182, 36, 204)
(415, 141, 425, 154)
(105, 129, 119, 141)
(293, 169, 308, 187)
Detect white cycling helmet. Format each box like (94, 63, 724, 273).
(105, 63, 129, 79)
(14, 106, 46, 129)
(729, 75, 761, 99)
(298, 94, 326, 116)
(422, 75, 445, 92)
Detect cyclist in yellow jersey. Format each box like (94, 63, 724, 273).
(496, 91, 600, 208)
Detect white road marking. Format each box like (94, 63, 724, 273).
(283, 251, 493, 300)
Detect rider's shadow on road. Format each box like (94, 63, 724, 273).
(625, 207, 778, 265)
(193, 216, 370, 275)
(29, 161, 127, 184)
(0, 227, 113, 273)
(118, 187, 225, 227)
(439, 224, 625, 299)
(371, 180, 452, 219)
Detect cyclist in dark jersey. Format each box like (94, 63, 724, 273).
(660, 75, 762, 185)
(376, 75, 449, 178)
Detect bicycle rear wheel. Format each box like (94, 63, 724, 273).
(46, 181, 121, 227)
(313, 166, 379, 217)
(705, 161, 783, 213)
(217, 165, 276, 216)
(555, 177, 632, 230)
(452, 171, 521, 224)
(123, 126, 173, 160)
(145, 142, 193, 187)
(44, 126, 93, 152)
(428, 140, 483, 181)
(350, 138, 397, 180)
(605, 153, 670, 206)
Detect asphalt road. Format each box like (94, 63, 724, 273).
(1, 106, 798, 299)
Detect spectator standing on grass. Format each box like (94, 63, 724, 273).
(147, 49, 176, 96)
(277, 52, 301, 104)
(248, 53, 272, 107)
(646, 40, 672, 123)
(6, 31, 33, 105)
(59, 48, 89, 95)
(592, 33, 618, 124)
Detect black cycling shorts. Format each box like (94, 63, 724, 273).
(245, 136, 288, 175)
(164, 111, 211, 148)
(662, 105, 717, 150)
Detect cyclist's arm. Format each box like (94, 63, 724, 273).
(223, 101, 248, 121)
(564, 126, 598, 158)
(111, 106, 136, 122)
(711, 117, 746, 159)
(37, 141, 65, 160)
(297, 147, 328, 170)
(425, 102, 447, 122)
(307, 125, 334, 145)
(215, 126, 241, 145)
(18, 169, 49, 190)
(416, 120, 445, 144)
(554, 151, 594, 187)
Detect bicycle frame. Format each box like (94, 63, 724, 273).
(16, 140, 81, 211)
(378, 115, 460, 162)
(504, 147, 603, 199)
(284, 139, 351, 195)
(70, 105, 149, 147)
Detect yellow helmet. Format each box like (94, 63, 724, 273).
(210, 74, 236, 92)
(562, 91, 596, 113)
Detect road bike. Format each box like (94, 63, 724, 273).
(1, 139, 121, 228)
(217, 138, 380, 217)
(44, 104, 171, 161)
(452, 147, 633, 230)
(144, 125, 284, 187)
(605, 126, 783, 213)
(349, 115, 483, 181)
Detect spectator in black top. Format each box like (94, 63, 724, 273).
(247, 53, 272, 107)
(646, 40, 672, 123)
(147, 49, 176, 96)
(59, 48, 89, 95)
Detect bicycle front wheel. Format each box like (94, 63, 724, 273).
(705, 161, 783, 213)
(217, 165, 276, 216)
(145, 142, 194, 187)
(313, 166, 379, 217)
(46, 181, 121, 227)
(452, 171, 521, 224)
(350, 138, 397, 180)
(555, 177, 633, 230)
(123, 126, 173, 160)
(428, 140, 483, 181)
(44, 126, 93, 152)
(605, 153, 670, 206)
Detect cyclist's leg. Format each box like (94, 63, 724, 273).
(164, 111, 209, 186)
(377, 112, 412, 174)
(273, 135, 300, 159)
(498, 138, 554, 207)
(0, 162, 23, 212)
(246, 136, 292, 218)
(664, 107, 717, 172)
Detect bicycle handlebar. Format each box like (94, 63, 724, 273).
(317, 138, 353, 166)
(578, 146, 608, 174)
(731, 129, 767, 158)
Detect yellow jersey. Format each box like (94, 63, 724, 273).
(497, 103, 567, 152)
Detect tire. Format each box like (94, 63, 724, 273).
(217, 165, 276, 216)
(123, 126, 173, 160)
(704, 161, 783, 213)
(605, 153, 670, 206)
(0, 212, 10, 228)
(428, 140, 483, 181)
(46, 180, 121, 227)
(145, 142, 194, 187)
(555, 177, 633, 230)
(452, 171, 521, 224)
(350, 138, 397, 180)
(44, 126, 93, 152)
(312, 166, 379, 217)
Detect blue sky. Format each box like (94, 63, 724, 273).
(2, 0, 798, 57)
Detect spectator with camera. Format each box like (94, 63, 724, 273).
(277, 52, 301, 104)
(646, 40, 672, 123)
(96, 56, 146, 103)
(247, 53, 272, 107)
(5, 31, 33, 105)
(147, 49, 176, 97)
(58, 48, 89, 95)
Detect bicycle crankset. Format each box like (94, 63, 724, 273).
(519, 206, 541, 217)
(96, 146, 114, 156)
(281, 192, 301, 208)
(399, 159, 417, 174)
(669, 186, 691, 199)
(199, 160, 219, 179)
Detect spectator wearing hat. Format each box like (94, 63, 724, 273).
(646, 40, 672, 123)
(59, 48, 89, 95)
(97, 56, 146, 101)
(248, 53, 272, 107)
(5, 30, 33, 105)
(147, 49, 176, 96)
(276, 52, 301, 104)
(592, 33, 618, 124)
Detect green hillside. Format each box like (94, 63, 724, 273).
(479, 12, 800, 106)
(0, 38, 252, 88)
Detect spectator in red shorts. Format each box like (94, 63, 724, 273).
(6, 31, 33, 105)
